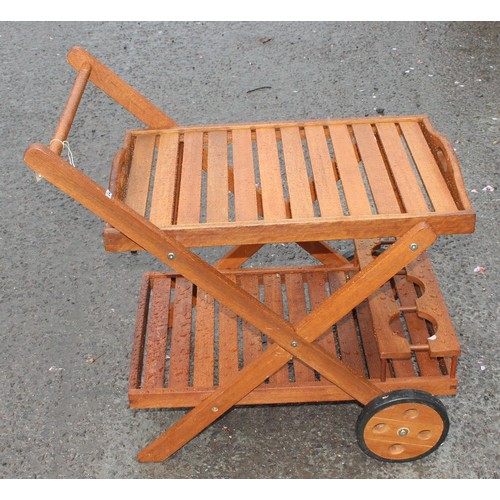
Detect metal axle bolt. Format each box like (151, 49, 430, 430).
(291, 341, 299, 347)
(409, 243, 419, 251)
(398, 427, 410, 437)
(167, 252, 176, 260)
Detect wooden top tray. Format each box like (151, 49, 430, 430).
(105, 115, 475, 251)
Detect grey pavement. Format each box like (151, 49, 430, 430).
(0, 21, 498, 479)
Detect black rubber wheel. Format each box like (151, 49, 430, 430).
(356, 389, 450, 462)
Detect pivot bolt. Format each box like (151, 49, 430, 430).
(291, 341, 299, 347)
(410, 243, 419, 251)
(211, 406, 219, 413)
(167, 252, 176, 260)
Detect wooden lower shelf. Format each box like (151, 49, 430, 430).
(129, 251, 460, 409)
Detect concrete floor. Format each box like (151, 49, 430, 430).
(0, 21, 498, 479)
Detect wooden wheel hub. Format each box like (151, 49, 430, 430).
(363, 402, 445, 460)
(356, 390, 449, 462)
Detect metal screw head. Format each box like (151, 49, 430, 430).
(167, 252, 176, 260)
(409, 243, 419, 251)
(211, 406, 219, 412)
(398, 427, 410, 437)
(290, 341, 299, 348)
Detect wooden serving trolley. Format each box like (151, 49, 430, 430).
(24, 47, 475, 463)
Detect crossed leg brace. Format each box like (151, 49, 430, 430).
(137, 226, 436, 462)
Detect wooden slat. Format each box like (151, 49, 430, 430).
(351, 123, 401, 214)
(176, 131, 204, 224)
(386, 304, 419, 379)
(329, 124, 373, 216)
(149, 133, 180, 227)
(263, 274, 289, 386)
(304, 272, 337, 385)
(391, 359, 418, 379)
(284, 274, 316, 382)
(143, 278, 171, 388)
(280, 127, 315, 219)
(206, 131, 229, 223)
(167, 278, 194, 389)
(193, 288, 215, 388)
(399, 121, 457, 212)
(129, 274, 151, 390)
(232, 129, 259, 221)
(124, 134, 156, 215)
(238, 274, 264, 367)
(328, 273, 366, 375)
(255, 128, 288, 220)
(375, 123, 430, 214)
(354, 297, 382, 379)
(304, 125, 344, 217)
(218, 275, 239, 386)
(305, 272, 336, 357)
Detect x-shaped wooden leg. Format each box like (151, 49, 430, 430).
(137, 223, 436, 462)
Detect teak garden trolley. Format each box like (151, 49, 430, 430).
(24, 47, 476, 463)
